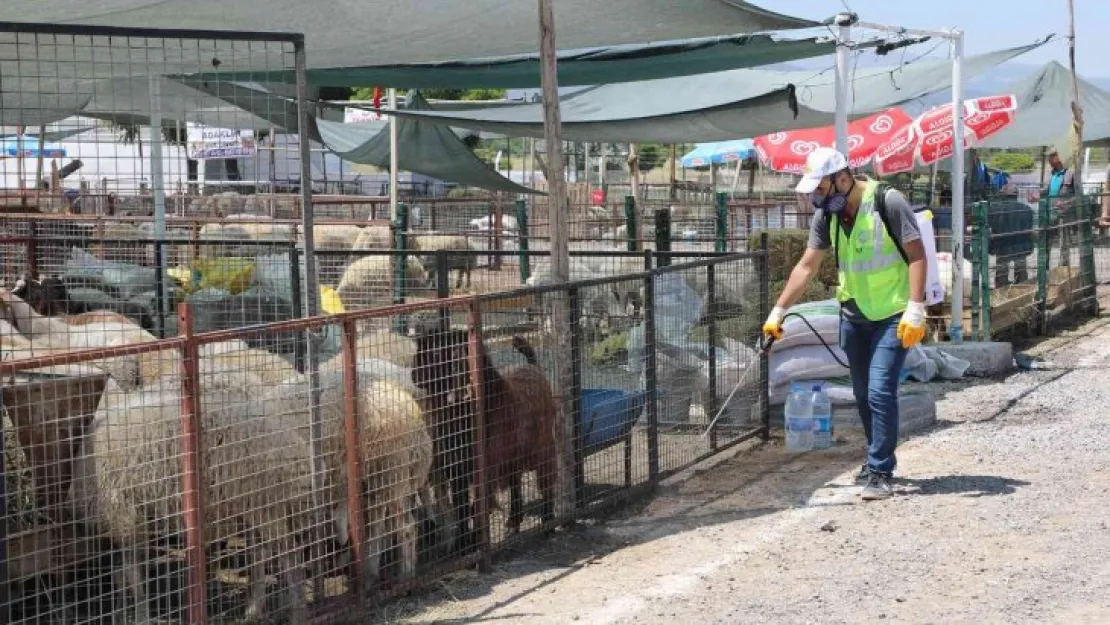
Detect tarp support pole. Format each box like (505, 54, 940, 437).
(389, 88, 399, 220)
(834, 13, 855, 154)
(949, 29, 966, 344)
(147, 75, 170, 328)
(538, 0, 577, 524)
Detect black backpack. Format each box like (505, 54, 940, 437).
(826, 183, 910, 270)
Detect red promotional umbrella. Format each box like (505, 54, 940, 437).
(872, 95, 1018, 175)
(753, 107, 914, 174)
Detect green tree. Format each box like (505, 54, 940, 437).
(637, 143, 664, 172)
(987, 151, 1035, 173)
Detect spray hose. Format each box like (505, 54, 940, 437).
(701, 311, 848, 438)
(757, 311, 850, 368)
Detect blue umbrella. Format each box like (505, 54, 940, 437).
(3, 135, 66, 158)
(679, 139, 754, 168)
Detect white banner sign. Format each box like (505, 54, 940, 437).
(186, 124, 257, 160)
(344, 102, 391, 124)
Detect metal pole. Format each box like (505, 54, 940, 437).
(834, 13, 855, 154)
(148, 75, 170, 318)
(949, 30, 967, 344)
(389, 87, 400, 220)
(538, 0, 576, 521)
(293, 39, 327, 599)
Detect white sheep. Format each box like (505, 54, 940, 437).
(0, 291, 159, 390)
(265, 374, 433, 591)
(335, 255, 429, 311)
(69, 382, 313, 625)
(321, 331, 416, 370)
(312, 224, 364, 250)
(351, 225, 393, 250)
(312, 224, 365, 286)
(139, 339, 299, 389)
(469, 214, 519, 232)
(409, 234, 477, 290)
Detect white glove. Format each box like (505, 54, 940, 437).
(897, 301, 927, 348)
(762, 306, 786, 341)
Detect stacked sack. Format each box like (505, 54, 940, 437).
(766, 299, 855, 404)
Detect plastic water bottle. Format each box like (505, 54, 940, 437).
(810, 382, 833, 449)
(784, 381, 814, 452)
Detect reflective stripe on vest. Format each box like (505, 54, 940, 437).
(843, 250, 905, 274)
(835, 180, 909, 321)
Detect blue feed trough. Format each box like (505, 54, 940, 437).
(579, 388, 647, 454)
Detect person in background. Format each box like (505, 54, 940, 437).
(763, 148, 927, 501)
(1102, 167, 1110, 228)
(1030, 147, 1077, 257)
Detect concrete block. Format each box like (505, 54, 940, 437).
(931, 341, 1013, 376)
(771, 390, 937, 438)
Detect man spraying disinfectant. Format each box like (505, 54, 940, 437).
(762, 147, 928, 501)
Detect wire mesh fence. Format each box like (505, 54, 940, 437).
(966, 192, 1102, 340)
(1, 246, 767, 624)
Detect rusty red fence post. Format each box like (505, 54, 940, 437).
(465, 303, 492, 573)
(340, 318, 366, 596)
(177, 302, 209, 625)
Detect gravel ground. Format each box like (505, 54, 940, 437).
(369, 312, 1110, 625)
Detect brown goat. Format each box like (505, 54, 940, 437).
(412, 325, 558, 540)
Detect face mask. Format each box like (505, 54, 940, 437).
(811, 176, 854, 214)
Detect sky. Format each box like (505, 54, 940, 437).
(781, 0, 1106, 77)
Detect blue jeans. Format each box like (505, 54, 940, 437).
(839, 314, 909, 477)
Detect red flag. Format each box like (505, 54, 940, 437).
(372, 86, 382, 109)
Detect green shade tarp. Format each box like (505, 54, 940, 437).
(8, 1, 818, 72)
(977, 61, 1110, 149)
(217, 34, 841, 89)
(316, 92, 541, 195)
(365, 38, 1050, 143)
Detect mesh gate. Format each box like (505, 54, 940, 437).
(0, 22, 332, 625)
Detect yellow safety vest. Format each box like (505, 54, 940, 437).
(834, 181, 909, 321)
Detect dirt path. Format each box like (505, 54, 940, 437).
(375, 315, 1110, 625)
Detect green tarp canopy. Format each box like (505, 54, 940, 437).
(977, 61, 1110, 149)
(363, 38, 1051, 143)
(316, 92, 541, 195)
(8, 1, 819, 73)
(217, 34, 842, 89)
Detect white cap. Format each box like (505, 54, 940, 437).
(794, 147, 849, 194)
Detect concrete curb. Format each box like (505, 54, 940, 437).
(931, 341, 1014, 376)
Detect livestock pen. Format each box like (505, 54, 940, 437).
(0, 245, 770, 624)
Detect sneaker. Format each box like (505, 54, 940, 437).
(861, 473, 893, 500)
(854, 463, 870, 483)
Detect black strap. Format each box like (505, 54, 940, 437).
(826, 183, 910, 268)
(873, 184, 910, 265)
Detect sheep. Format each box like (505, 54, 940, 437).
(351, 225, 393, 250)
(264, 373, 433, 591)
(313, 224, 364, 250)
(312, 224, 365, 286)
(469, 214, 519, 233)
(321, 331, 417, 372)
(89, 222, 145, 264)
(138, 339, 299, 389)
(0, 290, 158, 390)
(335, 255, 429, 311)
(409, 234, 477, 290)
(12, 275, 155, 330)
(69, 381, 312, 624)
(198, 219, 295, 258)
(411, 325, 559, 544)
